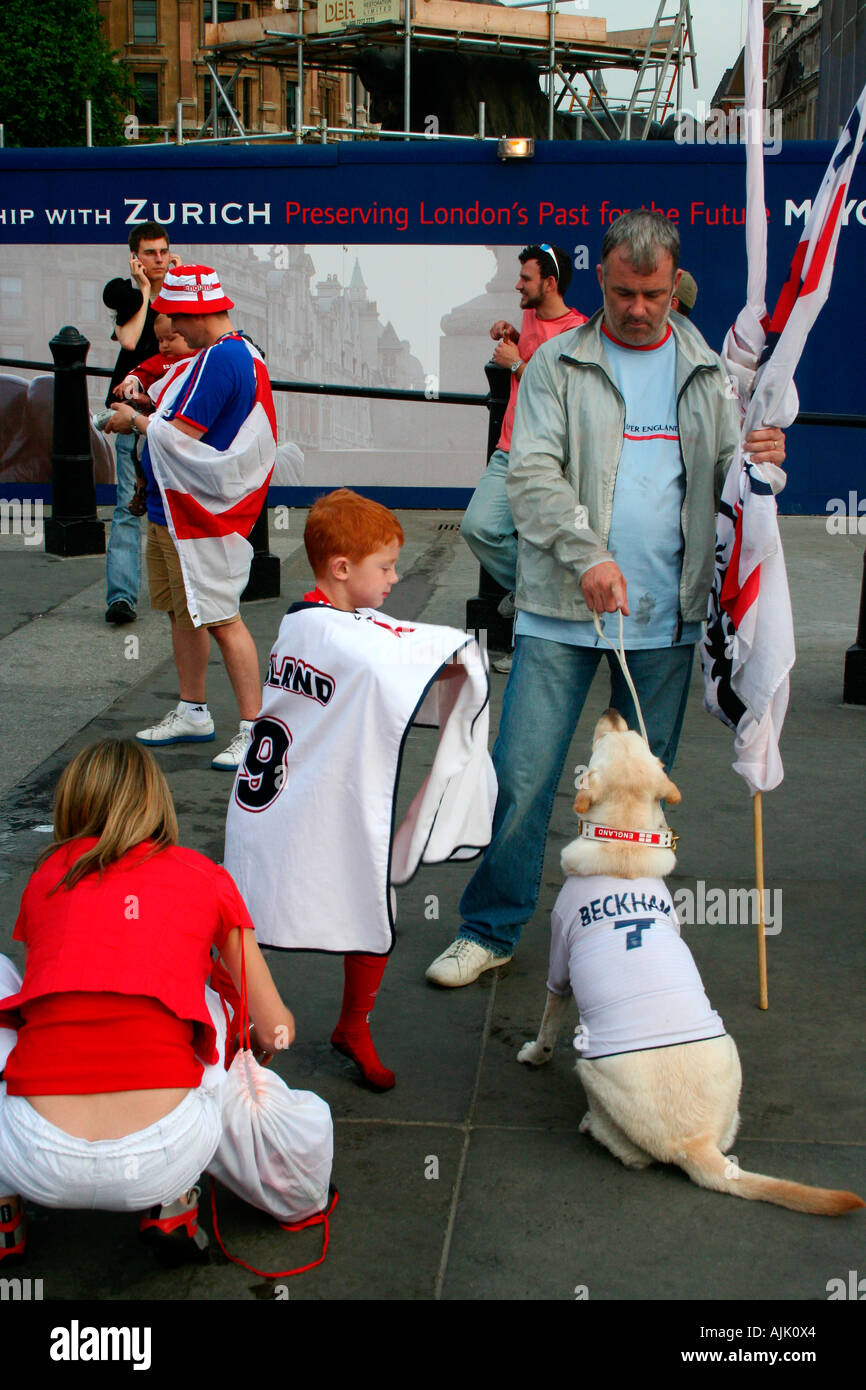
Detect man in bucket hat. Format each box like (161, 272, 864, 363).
(103, 264, 277, 771)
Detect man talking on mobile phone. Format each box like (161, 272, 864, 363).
(102, 222, 181, 625)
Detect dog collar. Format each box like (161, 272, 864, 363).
(576, 819, 679, 850)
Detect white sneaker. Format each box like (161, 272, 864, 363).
(136, 705, 215, 746)
(211, 720, 254, 771)
(425, 937, 512, 987)
(492, 653, 513, 674)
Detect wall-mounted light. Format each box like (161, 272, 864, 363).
(497, 137, 535, 160)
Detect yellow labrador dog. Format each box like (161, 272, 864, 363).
(518, 710, 863, 1216)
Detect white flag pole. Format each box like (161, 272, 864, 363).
(753, 794, 768, 1009)
(743, 0, 770, 1008)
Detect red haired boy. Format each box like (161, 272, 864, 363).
(302, 487, 404, 618)
(298, 490, 405, 1088)
(225, 489, 495, 1093)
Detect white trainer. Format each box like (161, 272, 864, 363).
(136, 704, 215, 746)
(211, 720, 255, 771)
(425, 937, 512, 987)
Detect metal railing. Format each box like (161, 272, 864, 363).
(0, 357, 487, 408)
(3, 358, 865, 428)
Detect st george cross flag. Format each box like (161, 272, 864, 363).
(146, 339, 276, 628)
(702, 2, 866, 793)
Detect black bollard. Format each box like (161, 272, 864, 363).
(241, 498, 281, 602)
(842, 549, 866, 704)
(464, 360, 515, 652)
(44, 326, 105, 557)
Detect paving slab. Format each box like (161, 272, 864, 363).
(442, 1129, 865, 1302)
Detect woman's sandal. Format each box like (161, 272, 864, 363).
(0, 1197, 26, 1264)
(139, 1185, 209, 1265)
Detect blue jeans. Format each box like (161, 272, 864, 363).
(105, 431, 141, 609)
(459, 634, 694, 956)
(460, 448, 518, 592)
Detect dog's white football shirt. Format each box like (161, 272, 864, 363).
(547, 874, 725, 1059)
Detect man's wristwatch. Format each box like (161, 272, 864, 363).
(130, 413, 145, 436)
(510, 360, 521, 375)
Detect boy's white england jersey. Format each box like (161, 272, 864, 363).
(223, 604, 496, 954)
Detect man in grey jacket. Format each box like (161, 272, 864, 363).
(427, 210, 786, 987)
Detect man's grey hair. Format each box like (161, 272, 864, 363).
(600, 210, 680, 275)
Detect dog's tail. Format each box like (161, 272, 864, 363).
(678, 1137, 864, 1216)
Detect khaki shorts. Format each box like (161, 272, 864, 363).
(146, 522, 239, 630)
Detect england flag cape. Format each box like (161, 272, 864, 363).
(701, 0, 866, 793)
(145, 338, 276, 627)
(223, 603, 497, 954)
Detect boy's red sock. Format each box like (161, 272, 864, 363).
(331, 954, 395, 1091)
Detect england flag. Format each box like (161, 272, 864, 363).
(702, 0, 866, 794)
(146, 340, 276, 628)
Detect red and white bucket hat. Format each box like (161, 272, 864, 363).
(152, 264, 234, 314)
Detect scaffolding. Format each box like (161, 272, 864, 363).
(195, 0, 698, 144)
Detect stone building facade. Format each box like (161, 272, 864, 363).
(817, 0, 866, 139)
(766, 1, 822, 140)
(95, 0, 357, 140)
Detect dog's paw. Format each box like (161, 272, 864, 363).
(517, 1039, 553, 1066)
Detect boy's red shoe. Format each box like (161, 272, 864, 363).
(332, 953, 395, 1091)
(331, 1024, 395, 1091)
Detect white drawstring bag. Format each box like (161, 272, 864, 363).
(208, 936, 333, 1225)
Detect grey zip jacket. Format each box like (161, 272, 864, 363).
(506, 309, 741, 626)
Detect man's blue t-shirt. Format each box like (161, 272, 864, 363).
(142, 334, 257, 526)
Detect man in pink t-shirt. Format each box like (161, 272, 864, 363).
(461, 245, 587, 599)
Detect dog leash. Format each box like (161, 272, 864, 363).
(591, 609, 650, 747)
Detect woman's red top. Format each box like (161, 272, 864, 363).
(0, 838, 254, 1095)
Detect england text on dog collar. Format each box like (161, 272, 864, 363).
(577, 820, 679, 850)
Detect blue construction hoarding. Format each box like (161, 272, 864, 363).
(0, 139, 863, 512)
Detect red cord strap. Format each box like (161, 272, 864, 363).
(209, 1179, 339, 1280)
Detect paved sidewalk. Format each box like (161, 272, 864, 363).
(0, 511, 863, 1305)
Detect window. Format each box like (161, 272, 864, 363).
(286, 80, 298, 131)
(80, 281, 100, 322)
(132, 0, 157, 44)
(241, 76, 253, 128)
(203, 75, 236, 133)
(203, 3, 251, 36)
(203, 73, 255, 129)
(134, 72, 159, 126)
(0, 277, 23, 319)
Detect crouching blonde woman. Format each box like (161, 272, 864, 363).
(0, 739, 295, 1265)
